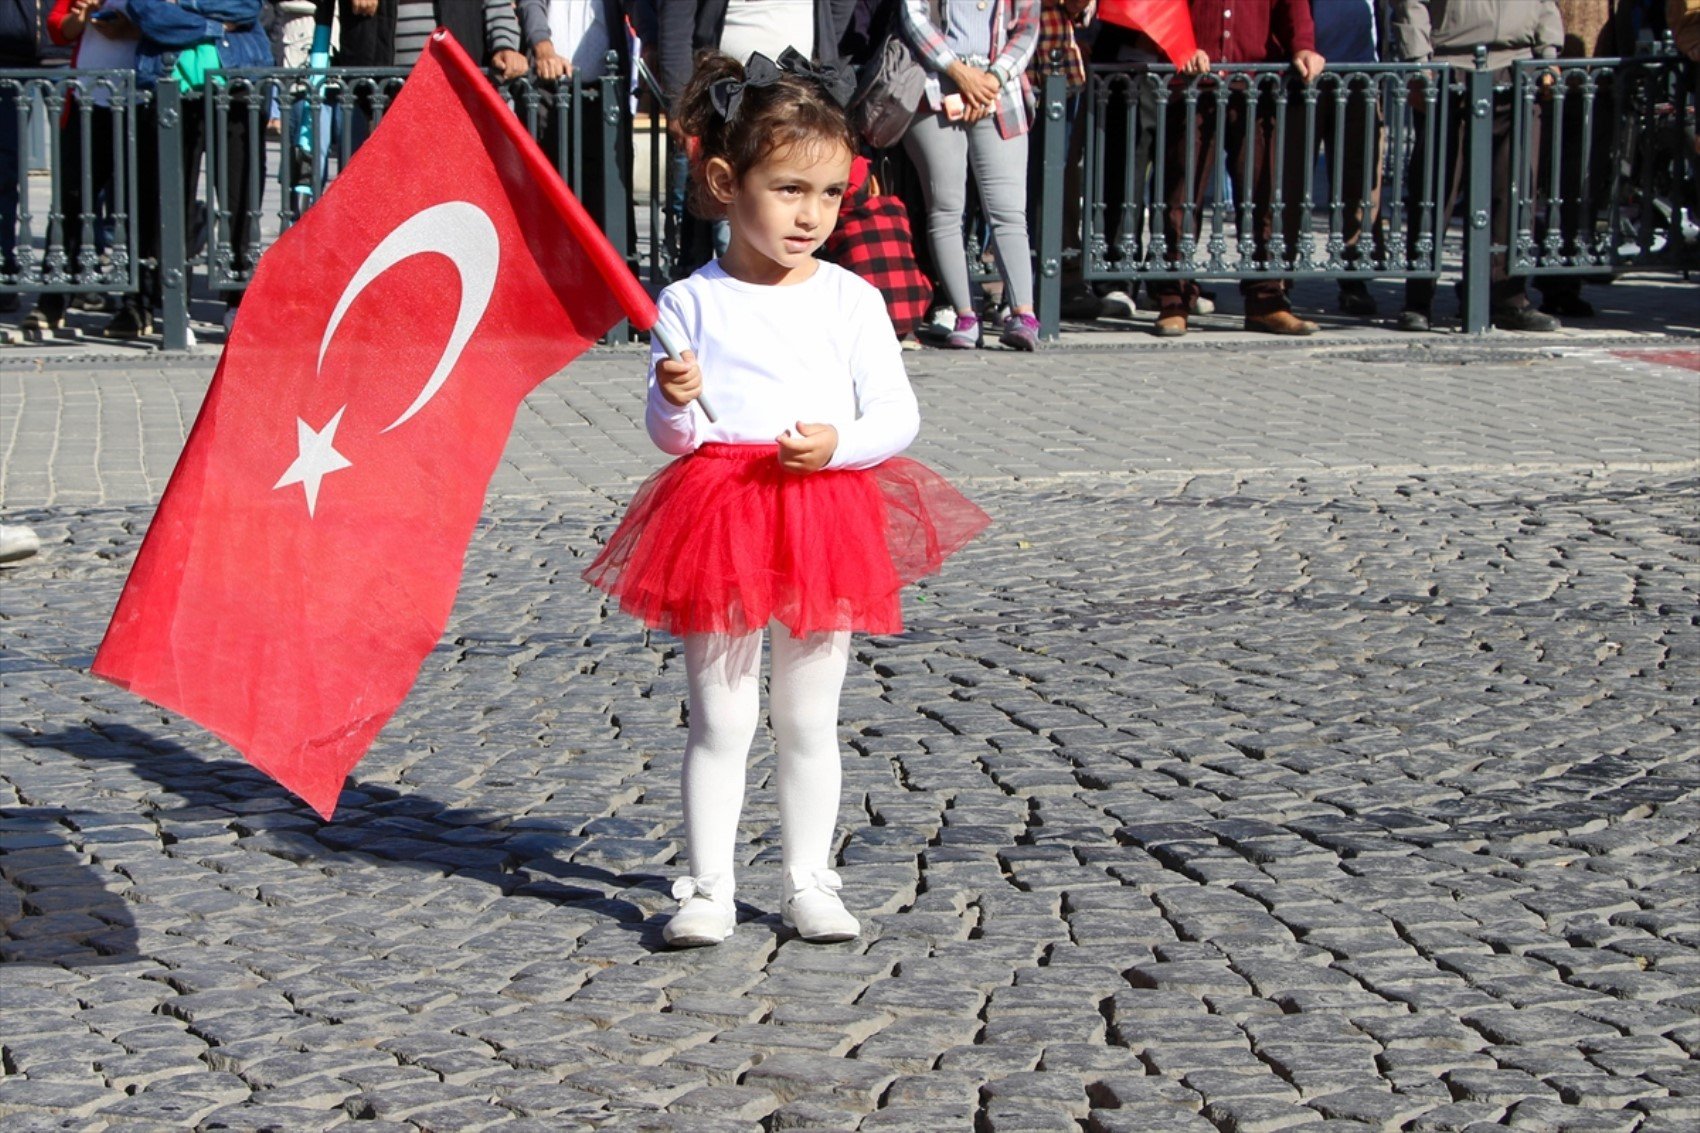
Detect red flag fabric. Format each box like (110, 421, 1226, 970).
(93, 30, 657, 819)
(1097, 0, 1199, 68)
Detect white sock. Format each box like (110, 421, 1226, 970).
(769, 626, 850, 880)
(680, 630, 763, 894)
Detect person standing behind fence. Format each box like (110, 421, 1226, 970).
(1538, 0, 1641, 319)
(1149, 0, 1328, 339)
(77, 0, 270, 338)
(1390, 0, 1565, 333)
(658, 1, 857, 277)
(26, 0, 140, 334)
(315, 0, 528, 155)
(898, 0, 1042, 351)
(1070, 1, 1212, 322)
(516, 0, 633, 258)
(0, 0, 41, 314)
(1294, 0, 1386, 318)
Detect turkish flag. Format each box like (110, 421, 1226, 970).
(1098, 0, 1198, 68)
(93, 30, 657, 819)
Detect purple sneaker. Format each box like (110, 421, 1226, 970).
(999, 312, 1039, 351)
(944, 313, 981, 349)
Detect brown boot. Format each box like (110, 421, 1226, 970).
(1245, 310, 1319, 336)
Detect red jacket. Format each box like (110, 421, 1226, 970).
(1190, 0, 1316, 64)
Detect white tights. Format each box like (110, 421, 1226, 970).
(680, 624, 851, 894)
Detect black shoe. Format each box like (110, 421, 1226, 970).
(1492, 305, 1560, 333)
(22, 303, 64, 332)
(1539, 293, 1594, 318)
(102, 304, 154, 339)
(1396, 309, 1431, 332)
(1338, 281, 1378, 317)
(1060, 284, 1106, 320)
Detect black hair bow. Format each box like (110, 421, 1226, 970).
(709, 47, 856, 121)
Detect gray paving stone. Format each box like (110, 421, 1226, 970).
(1087, 1104, 1219, 1133)
(4, 333, 1697, 1129)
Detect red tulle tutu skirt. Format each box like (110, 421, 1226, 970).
(583, 444, 990, 636)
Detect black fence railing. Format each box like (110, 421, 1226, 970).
(1509, 53, 1697, 277)
(4, 69, 140, 296)
(2, 43, 1694, 349)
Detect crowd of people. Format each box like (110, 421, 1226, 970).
(0, 0, 1695, 344)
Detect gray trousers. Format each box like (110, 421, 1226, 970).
(903, 109, 1035, 314)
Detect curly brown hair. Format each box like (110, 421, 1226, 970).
(673, 50, 859, 220)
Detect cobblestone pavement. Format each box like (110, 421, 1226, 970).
(2, 303, 1698, 1131)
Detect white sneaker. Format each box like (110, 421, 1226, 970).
(1100, 289, 1137, 319)
(0, 524, 40, 564)
(663, 875, 734, 948)
(781, 868, 859, 943)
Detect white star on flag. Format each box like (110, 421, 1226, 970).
(273, 406, 353, 517)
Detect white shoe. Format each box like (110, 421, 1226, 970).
(0, 524, 40, 564)
(1100, 289, 1137, 319)
(1190, 292, 1216, 315)
(782, 868, 859, 943)
(663, 875, 734, 948)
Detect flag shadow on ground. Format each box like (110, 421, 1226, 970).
(1, 806, 141, 966)
(7, 724, 675, 947)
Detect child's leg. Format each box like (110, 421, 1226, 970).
(767, 626, 852, 876)
(681, 630, 764, 891)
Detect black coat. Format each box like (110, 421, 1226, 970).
(0, 0, 40, 66)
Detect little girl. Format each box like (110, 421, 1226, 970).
(583, 48, 989, 947)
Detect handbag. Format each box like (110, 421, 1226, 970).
(849, 0, 943, 150)
(851, 34, 926, 150)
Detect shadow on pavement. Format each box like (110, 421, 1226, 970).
(0, 806, 140, 966)
(8, 723, 666, 945)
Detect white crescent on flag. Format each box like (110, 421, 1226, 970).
(275, 201, 500, 517)
(319, 200, 501, 433)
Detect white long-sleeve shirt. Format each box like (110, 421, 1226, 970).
(645, 261, 920, 471)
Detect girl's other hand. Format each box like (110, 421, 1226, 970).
(657, 350, 702, 406)
(776, 422, 838, 474)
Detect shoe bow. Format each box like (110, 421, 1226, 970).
(671, 875, 723, 902)
(788, 868, 843, 895)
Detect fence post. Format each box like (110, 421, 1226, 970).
(155, 81, 190, 351)
(1035, 60, 1066, 341)
(600, 53, 630, 343)
(1461, 47, 1493, 335)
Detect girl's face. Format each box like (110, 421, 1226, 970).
(708, 140, 854, 286)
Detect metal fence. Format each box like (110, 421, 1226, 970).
(1044, 44, 1695, 336)
(3, 69, 140, 296)
(1508, 52, 1698, 278)
(2, 44, 1694, 349)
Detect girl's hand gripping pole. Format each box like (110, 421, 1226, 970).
(649, 322, 718, 423)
